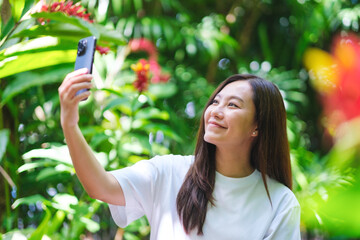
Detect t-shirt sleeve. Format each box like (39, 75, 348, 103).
(263, 205, 301, 240)
(107, 156, 163, 227)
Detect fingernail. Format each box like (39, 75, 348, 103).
(80, 68, 89, 73)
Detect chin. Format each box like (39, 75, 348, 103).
(204, 134, 217, 145)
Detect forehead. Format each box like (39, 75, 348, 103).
(216, 80, 253, 101)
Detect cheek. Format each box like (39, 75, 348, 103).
(204, 107, 211, 122)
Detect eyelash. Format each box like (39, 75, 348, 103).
(211, 99, 239, 108)
(211, 99, 219, 104)
(228, 103, 239, 108)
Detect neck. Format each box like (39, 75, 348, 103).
(215, 145, 254, 178)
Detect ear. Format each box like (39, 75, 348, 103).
(251, 127, 258, 137)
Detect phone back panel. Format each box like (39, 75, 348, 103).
(74, 36, 97, 73)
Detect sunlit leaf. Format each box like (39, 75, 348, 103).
(22, 145, 73, 165)
(148, 83, 177, 99)
(46, 210, 66, 236)
(52, 193, 78, 213)
(9, 0, 25, 22)
(29, 207, 51, 240)
(17, 160, 58, 173)
(0, 36, 74, 60)
(12, 194, 49, 209)
(0, 129, 10, 163)
(0, 49, 76, 80)
(22, 145, 108, 167)
(31, 12, 99, 38)
(134, 107, 169, 120)
(1, 67, 71, 105)
(102, 97, 129, 114)
(80, 217, 100, 233)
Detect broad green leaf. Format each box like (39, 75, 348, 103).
(134, 107, 169, 120)
(102, 97, 129, 114)
(80, 217, 100, 233)
(36, 166, 73, 182)
(0, 129, 10, 164)
(12, 21, 126, 47)
(2, 229, 34, 240)
(12, 194, 49, 209)
(22, 145, 108, 167)
(1, 67, 71, 105)
(148, 82, 177, 99)
(29, 207, 51, 240)
(12, 23, 91, 40)
(22, 145, 73, 165)
(132, 121, 182, 142)
(46, 210, 66, 236)
(31, 12, 100, 38)
(134, 0, 143, 12)
(9, 0, 25, 22)
(17, 160, 58, 173)
(0, 49, 76, 80)
(0, 36, 74, 60)
(52, 193, 78, 213)
(112, 0, 122, 15)
(125, 132, 152, 154)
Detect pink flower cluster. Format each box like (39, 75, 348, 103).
(95, 45, 110, 55)
(129, 38, 170, 92)
(38, 1, 93, 24)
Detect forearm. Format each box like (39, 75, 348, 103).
(58, 69, 125, 205)
(62, 125, 118, 202)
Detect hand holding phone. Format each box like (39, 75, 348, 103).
(74, 36, 96, 99)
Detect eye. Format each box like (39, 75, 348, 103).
(228, 102, 239, 108)
(210, 99, 219, 105)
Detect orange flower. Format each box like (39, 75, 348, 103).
(131, 59, 150, 92)
(128, 38, 170, 84)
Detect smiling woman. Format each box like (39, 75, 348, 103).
(59, 70, 300, 239)
(176, 74, 299, 239)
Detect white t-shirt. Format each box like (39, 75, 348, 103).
(108, 155, 301, 240)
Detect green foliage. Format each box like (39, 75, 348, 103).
(1, 0, 360, 239)
(0, 129, 10, 163)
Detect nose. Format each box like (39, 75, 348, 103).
(211, 105, 224, 119)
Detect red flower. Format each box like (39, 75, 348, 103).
(304, 33, 360, 133)
(131, 59, 150, 92)
(128, 38, 171, 84)
(96, 45, 110, 55)
(129, 38, 157, 59)
(37, 1, 93, 24)
(148, 58, 170, 83)
(323, 34, 360, 128)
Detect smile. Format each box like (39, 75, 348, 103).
(208, 121, 226, 129)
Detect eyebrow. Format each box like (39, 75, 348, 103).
(216, 94, 245, 103)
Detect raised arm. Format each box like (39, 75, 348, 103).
(58, 68, 125, 205)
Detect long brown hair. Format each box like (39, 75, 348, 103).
(176, 74, 292, 235)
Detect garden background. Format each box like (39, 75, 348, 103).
(1, 0, 360, 239)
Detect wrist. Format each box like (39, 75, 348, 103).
(61, 123, 80, 133)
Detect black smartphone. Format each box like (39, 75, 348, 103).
(74, 36, 97, 98)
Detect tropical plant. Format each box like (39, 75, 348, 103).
(1, 0, 360, 239)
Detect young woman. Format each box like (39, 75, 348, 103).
(59, 69, 300, 239)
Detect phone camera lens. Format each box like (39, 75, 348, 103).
(77, 39, 87, 56)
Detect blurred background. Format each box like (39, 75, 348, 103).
(0, 0, 360, 239)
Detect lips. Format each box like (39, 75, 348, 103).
(208, 120, 226, 129)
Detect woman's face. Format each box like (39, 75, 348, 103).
(204, 80, 257, 148)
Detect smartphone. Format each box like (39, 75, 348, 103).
(74, 36, 97, 98)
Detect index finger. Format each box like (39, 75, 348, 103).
(64, 68, 89, 81)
